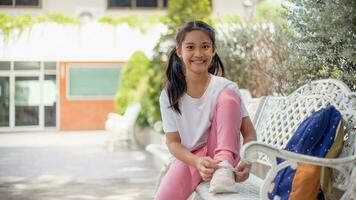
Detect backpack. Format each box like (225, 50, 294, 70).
(269, 105, 344, 200)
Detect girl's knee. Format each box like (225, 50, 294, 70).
(217, 88, 241, 105)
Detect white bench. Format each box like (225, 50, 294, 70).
(195, 79, 356, 200)
(105, 103, 141, 151)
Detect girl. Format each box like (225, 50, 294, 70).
(156, 20, 257, 200)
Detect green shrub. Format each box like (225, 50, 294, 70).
(216, 2, 291, 96)
(216, 0, 356, 95)
(217, 21, 291, 96)
(284, 0, 356, 91)
(165, 0, 211, 36)
(0, 13, 80, 42)
(114, 51, 150, 123)
(98, 15, 164, 33)
(256, 2, 286, 23)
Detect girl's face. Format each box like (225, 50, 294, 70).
(176, 30, 215, 76)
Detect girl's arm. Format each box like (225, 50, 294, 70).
(166, 132, 219, 181)
(165, 132, 198, 166)
(240, 117, 257, 144)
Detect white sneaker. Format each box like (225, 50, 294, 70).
(209, 160, 238, 193)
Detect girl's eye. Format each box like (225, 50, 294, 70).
(186, 46, 194, 50)
(202, 45, 211, 49)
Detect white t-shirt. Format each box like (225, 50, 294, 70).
(159, 75, 249, 151)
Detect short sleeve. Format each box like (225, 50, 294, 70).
(236, 89, 249, 117)
(159, 90, 178, 133)
(226, 84, 249, 118)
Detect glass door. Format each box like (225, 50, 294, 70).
(0, 61, 58, 131)
(44, 75, 57, 127)
(14, 76, 40, 127)
(0, 76, 10, 127)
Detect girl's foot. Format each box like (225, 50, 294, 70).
(209, 160, 238, 193)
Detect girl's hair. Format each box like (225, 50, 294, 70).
(166, 20, 225, 114)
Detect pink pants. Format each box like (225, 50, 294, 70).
(155, 88, 242, 200)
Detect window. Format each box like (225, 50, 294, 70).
(15, 76, 40, 126)
(109, 0, 131, 8)
(0, 77, 9, 127)
(15, 0, 39, 6)
(0, 0, 40, 7)
(0, 61, 58, 129)
(0, 62, 10, 71)
(136, 0, 157, 7)
(163, 0, 168, 7)
(44, 75, 56, 127)
(44, 62, 57, 70)
(0, 0, 12, 6)
(108, 0, 167, 9)
(68, 64, 122, 98)
(14, 61, 40, 70)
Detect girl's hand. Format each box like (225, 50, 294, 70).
(233, 160, 251, 182)
(195, 157, 220, 181)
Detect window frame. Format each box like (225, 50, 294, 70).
(0, 0, 42, 8)
(107, 0, 167, 10)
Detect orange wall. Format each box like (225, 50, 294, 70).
(59, 62, 123, 131)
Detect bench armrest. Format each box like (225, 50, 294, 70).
(241, 141, 356, 199)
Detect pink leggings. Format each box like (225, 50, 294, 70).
(155, 88, 242, 200)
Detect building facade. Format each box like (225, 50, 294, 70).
(0, 23, 163, 132)
(0, 0, 260, 132)
(0, 0, 258, 19)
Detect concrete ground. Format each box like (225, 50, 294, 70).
(0, 131, 160, 200)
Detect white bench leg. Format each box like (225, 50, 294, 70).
(108, 131, 116, 152)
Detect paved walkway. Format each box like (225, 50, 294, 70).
(0, 131, 160, 200)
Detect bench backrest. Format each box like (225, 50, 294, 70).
(253, 79, 356, 186)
